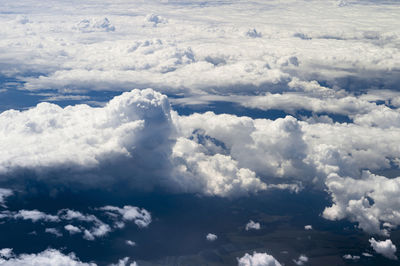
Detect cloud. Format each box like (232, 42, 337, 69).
(369, 238, 397, 260)
(0, 88, 174, 189)
(0, 88, 288, 197)
(144, 14, 168, 27)
(323, 172, 400, 236)
(245, 220, 261, 231)
(0, 205, 151, 241)
(45, 228, 62, 237)
(293, 255, 308, 265)
(237, 252, 282, 266)
(0, 249, 95, 266)
(0, 249, 13, 259)
(109, 257, 137, 266)
(64, 224, 81, 234)
(0, 188, 12, 207)
(99, 206, 152, 228)
(2, 0, 398, 99)
(126, 240, 136, 247)
(206, 233, 217, 242)
(342, 254, 360, 260)
(304, 225, 312, 230)
(13, 210, 60, 223)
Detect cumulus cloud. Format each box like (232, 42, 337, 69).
(0, 249, 95, 265)
(245, 220, 261, 231)
(0, 88, 173, 188)
(206, 233, 217, 242)
(64, 224, 82, 235)
(237, 252, 281, 266)
(0, 88, 289, 197)
(0, 249, 13, 259)
(293, 255, 308, 265)
(369, 238, 397, 260)
(1, 0, 397, 99)
(323, 172, 400, 235)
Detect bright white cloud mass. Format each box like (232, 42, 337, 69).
(0, 0, 400, 264)
(237, 252, 282, 266)
(369, 238, 398, 260)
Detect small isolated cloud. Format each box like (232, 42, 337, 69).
(206, 233, 217, 242)
(293, 255, 308, 265)
(0, 249, 95, 265)
(45, 228, 62, 237)
(369, 238, 398, 260)
(64, 224, 82, 235)
(362, 252, 373, 257)
(237, 252, 282, 266)
(343, 254, 360, 260)
(126, 240, 136, 247)
(245, 220, 261, 231)
(304, 225, 312, 230)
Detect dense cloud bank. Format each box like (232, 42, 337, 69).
(0, 0, 399, 101)
(2, 88, 400, 236)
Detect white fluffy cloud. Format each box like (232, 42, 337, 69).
(0, 89, 286, 197)
(45, 228, 62, 237)
(237, 252, 281, 266)
(293, 255, 308, 265)
(64, 224, 81, 235)
(323, 172, 400, 236)
(369, 238, 397, 260)
(0, 0, 398, 100)
(206, 233, 217, 242)
(0, 248, 95, 266)
(245, 220, 261, 231)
